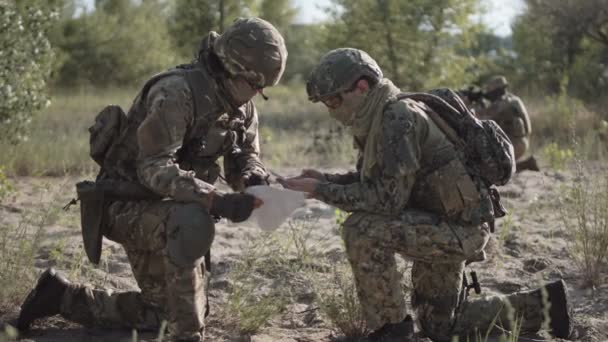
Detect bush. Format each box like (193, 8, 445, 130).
(52, 1, 177, 87)
(0, 1, 56, 143)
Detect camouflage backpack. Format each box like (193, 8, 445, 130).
(390, 88, 516, 187)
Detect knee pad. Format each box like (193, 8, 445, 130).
(166, 203, 215, 268)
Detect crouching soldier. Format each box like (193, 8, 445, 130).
(17, 17, 287, 342)
(477, 76, 539, 172)
(281, 48, 571, 341)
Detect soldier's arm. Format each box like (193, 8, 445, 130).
(323, 153, 362, 184)
(514, 97, 532, 135)
(136, 75, 217, 209)
(223, 103, 268, 191)
(324, 171, 360, 184)
(314, 101, 424, 216)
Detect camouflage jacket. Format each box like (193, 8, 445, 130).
(98, 34, 266, 208)
(477, 93, 531, 140)
(317, 97, 472, 218)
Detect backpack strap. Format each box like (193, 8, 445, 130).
(387, 92, 467, 151)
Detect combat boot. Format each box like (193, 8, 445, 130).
(367, 315, 415, 342)
(516, 156, 540, 172)
(541, 279, 572, 339)
(17, 268, 70, 330)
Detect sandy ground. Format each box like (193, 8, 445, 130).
(1, 164, 607, 341)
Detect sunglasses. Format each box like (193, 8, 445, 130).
(320, 82, 359, 109)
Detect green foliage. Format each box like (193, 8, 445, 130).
(0, 1, 56, 143)
(167, 0, 257, 59)
(543, 143, 574, 171)
(52, 0, 177, 87)
(335, 208, 349, 226)
(282, 24, 324, 82)
(257, 0, 297, 34)
(510, 0, 608, 100)
(323, 0, 483, 90)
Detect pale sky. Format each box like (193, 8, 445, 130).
(294, 0, 526, 37)
(80, 0, 525, 37)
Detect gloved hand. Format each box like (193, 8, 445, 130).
(210, 193, 257, 223)
(242, 171, 269, 188)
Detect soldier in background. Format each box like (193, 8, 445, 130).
(281, 48, 571, 341)
(477, 76, 540, 172)
(16, 17, 287, 342)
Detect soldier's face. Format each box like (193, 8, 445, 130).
(325, 82, 368, 126)
(225, 76, 260, 105)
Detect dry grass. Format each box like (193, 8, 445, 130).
(0, 83, 355, 177)
(558, 163, 608, 287)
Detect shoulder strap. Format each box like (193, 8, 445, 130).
(387, 92, 467, 150)
(182, 67, 209, 120)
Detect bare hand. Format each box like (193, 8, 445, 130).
(278, 177, 320, 197)
(298, 169, 326, 181)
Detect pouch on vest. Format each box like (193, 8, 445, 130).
(76, 181, 106, 264)
(424, 159, 480, 219)
(89, 105, 127, 167)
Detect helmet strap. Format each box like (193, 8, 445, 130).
(258, 89, 269, 101)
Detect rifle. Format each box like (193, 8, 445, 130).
(457, 86, 486, 106)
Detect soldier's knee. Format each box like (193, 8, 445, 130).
(166, 203, 215, 268)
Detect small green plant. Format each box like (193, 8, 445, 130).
(0, 166, 15, 202)
(558, 166, 608, 287)
(223, 234, 290, 334)
(0, 205, 49, 309)
(543, 142, 574, 171)
(309, 261, 367, 338)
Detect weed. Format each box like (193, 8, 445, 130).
(542, 143, 574, 171)
(222, 234, 291, 334)
(0, 166, 15, 203)
(558, 164, 608, 287)
(309, 261, 367, 338)
(0, 189, 53, 309)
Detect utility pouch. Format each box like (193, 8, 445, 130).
(76, 181, 106, 264)
(89, 105, 127, 167)
(425, 159, 481, 218)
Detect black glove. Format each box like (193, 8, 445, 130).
(243, 172, 269, 187)
(210, 193, 256, 223)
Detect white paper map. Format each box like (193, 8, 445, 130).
(244, 185, 307, 231)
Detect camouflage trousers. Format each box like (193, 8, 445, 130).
(343, 210, 546, 341)
(59, 200, 213, 341)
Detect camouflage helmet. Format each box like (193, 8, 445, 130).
(306, 48, 383, 102)
(484, 76, 509, 93)
(214, 17, 287, 88)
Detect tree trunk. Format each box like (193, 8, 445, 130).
(376, 0, 401, 86)
(219, 0, 225, 32)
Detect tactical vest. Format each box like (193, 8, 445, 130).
(95, 63, 255, 185)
